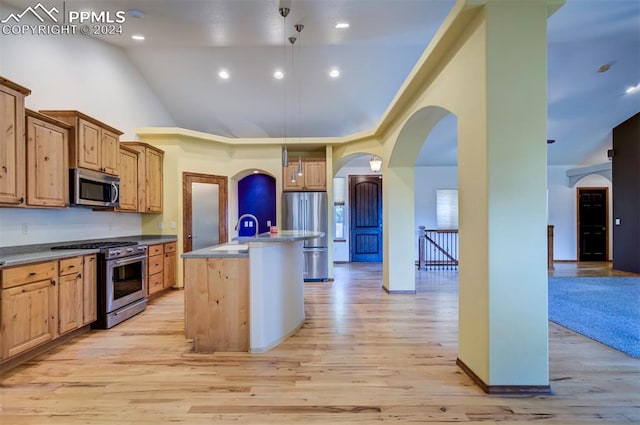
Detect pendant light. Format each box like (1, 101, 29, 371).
(279, 6, 290, 167)
(369, 155, 382, 172)
(288, 33, 299, 180)
(295, 24, 304, 177)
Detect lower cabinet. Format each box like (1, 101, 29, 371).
(1, 261, 58, 359)
(0, 255, 97, 363)
(147, 241, 176, 297)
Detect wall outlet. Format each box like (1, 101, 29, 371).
(170, 221, 176, 229)
(21, 223, 28, 235)
(108, 223, 113, 232)
(158, 222, 164, 230)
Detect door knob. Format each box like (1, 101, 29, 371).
(187, 234, 192, 239)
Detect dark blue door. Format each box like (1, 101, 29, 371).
(350, 175, 383, 262)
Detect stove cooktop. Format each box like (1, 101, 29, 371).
(51, 241, 138, 250)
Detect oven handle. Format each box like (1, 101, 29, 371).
(110, 254, 147, 266)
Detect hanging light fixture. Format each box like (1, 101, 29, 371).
(369, 155, 382, 172)
(279, 6, 290, 167)
(295, 23, 304, 177)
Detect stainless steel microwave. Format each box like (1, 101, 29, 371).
(70, 168, 120, 208)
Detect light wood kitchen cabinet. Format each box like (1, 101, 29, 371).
(147, 242, 176, 297)
(147, 243, 164, 296)
(0, 77, 31, 207)
(82, 255, 97, 325)
(39, 110, 123, 176)
(25, 110, 70, 208)
(121, 142, 164, 213)
(282, 159, 326, 191)
(163, 242, 177, 289)
(0, 261, 57, 360)
(58, 257, 83, 335)
(117, 145, 139, 212)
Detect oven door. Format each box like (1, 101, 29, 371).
(105, 254, 147, 313)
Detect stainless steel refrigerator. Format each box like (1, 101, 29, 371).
(282, 191, 328, 281)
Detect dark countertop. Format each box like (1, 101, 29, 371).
(0, 235, 178, 268)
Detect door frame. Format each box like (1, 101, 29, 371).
(182, 172, 228, 253)
(349, 174, 383, 262)
(576, 186, 608, 262)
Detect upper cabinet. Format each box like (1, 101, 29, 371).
(39, 110, 123, 176)
(25, 110, 70, 208)
(121, 142, 164, 213)
(0, 77, 31, 206)
(283, 159, 327, 191)
(117, 145, 139, 212)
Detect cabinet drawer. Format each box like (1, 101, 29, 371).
(148, 256, 163, 275)
(59, 257, 82, 276)
(164, 242, 176, 253)
(148, 272, 164, 295)
(148, 244, 163, 256)
(1, 261, 57, 289)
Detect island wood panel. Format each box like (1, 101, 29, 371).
(184, 257, 249, 352)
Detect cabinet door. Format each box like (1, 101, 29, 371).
(163, 251, 176, 289)
(77, 119, 101, 172)
(1, 280, 56, 359)
(283, 162, 305, 191)
(117, 148, 138, 211)
(58, 272, 82, 335)
(101, 129, 120, 175)
(83, 255, 97, 325)
(26, 115, 69, 207)
(0, 84, 25, 205)
(304, 161, 326, 190)
(145, 148, 163, 212)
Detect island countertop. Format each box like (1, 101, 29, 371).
(236, 230, 324, 243)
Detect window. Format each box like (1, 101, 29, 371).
(334, 204, 345, 239)
(436, 189, 458, 229)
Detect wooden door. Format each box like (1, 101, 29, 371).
(304, 161, 327, 190)
(26, 114, 69, 207)
(77, 119, 101, 172)
(1, 280, 55, 359)
(183, 173, 228, 253)
(578, 188, 608, 261)
(349, 175, 383, 262)
(83, 255, 97, 325)
(58, 272, 82, 335)
(0, 84, 25, 205)
(101, 129, 120, 175)
(146, 148, 164, 212)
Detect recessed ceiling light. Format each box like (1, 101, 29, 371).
(274, 70, 284, 80)
(335, 22, 350, 29)
(547, 139, 556, 144)
(131, 34, 145, 41)
(597, 63, 611, 73)
(329, 68, 340, 78)
(127, 9, 144, 19)
(218, 70, 230, 79)
(625, 84, 639, 94)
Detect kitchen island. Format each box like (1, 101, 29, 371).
(181, 230, 323, 353)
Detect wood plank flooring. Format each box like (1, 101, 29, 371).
(1, 262, 638, 424)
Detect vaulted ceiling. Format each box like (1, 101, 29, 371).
(3, 0, 639, 166)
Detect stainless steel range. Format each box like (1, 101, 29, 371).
(53, 241, 148, 329)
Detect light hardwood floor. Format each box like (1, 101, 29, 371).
(1, 262, 638, 424)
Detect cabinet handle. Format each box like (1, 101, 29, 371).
(19, 197, 24, 203)
(28, 272, 37, 276)
(77, 273, 82, 279)
(50, 279, 56, 286)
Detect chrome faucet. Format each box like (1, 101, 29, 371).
(235, 214, 260, 237)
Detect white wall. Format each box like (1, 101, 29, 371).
(0, 4, 175, 247)
(410, 165, 613, 263)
